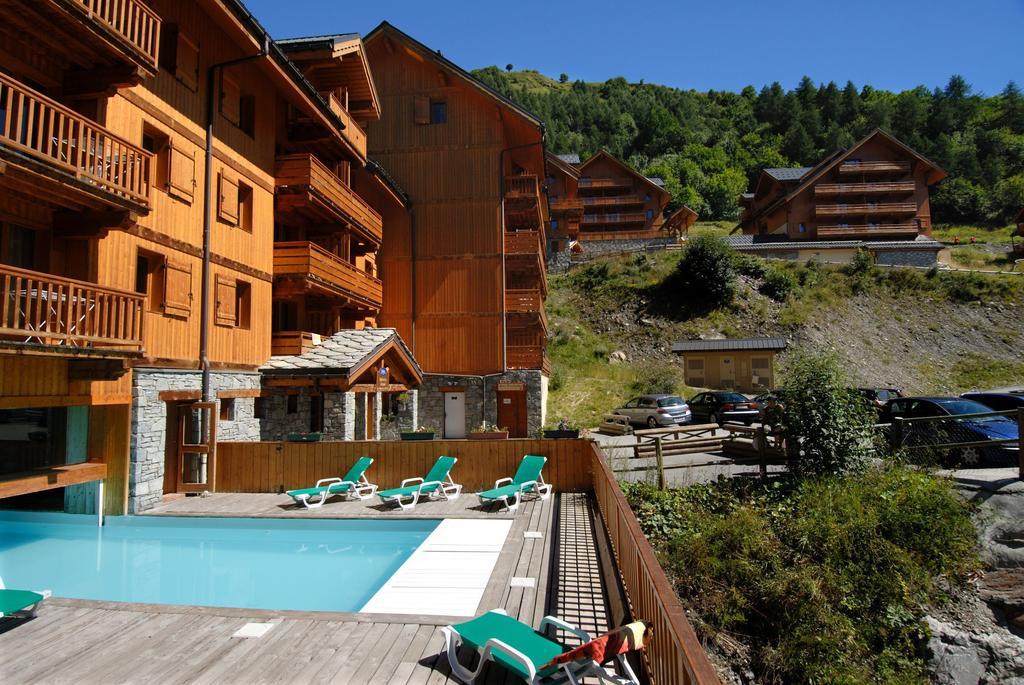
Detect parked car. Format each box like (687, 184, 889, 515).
(688, 391, 760, 426)
(960, 392, 1024, 412)
(857, 387, 903, 411)
(880, 396, 1019, 466)
(614, 395, 692, 428)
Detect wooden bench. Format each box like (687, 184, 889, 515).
(632, 423, 723, 460)
(598, 414, 633, 435)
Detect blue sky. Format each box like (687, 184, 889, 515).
(246, 0, 1023, 95)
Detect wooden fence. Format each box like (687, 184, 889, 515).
(590, 441, 721, 685)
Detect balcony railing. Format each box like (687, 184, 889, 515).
(581, 213, 647, 225)
(271, 331, 319, 356)
(506, 344, 550, 374)
(579, 228, 667, 241)
(0, 264, 144, 351)
(274, 241, 382, 309)
(816, 202, 917, 217)
(504, 230, 541, 256)
(74, 0, 162, 70)
(506, 288, 547, 330)
(0, 73, 152, 207)
(275, 154, 382, 244)
(549, 197, 584, 214)
(817, 223, 921, 238)
(582, 195, 644, 208)
(324, 92, 367, 160)
(815, 181, 916, 196)
(578, 177, 632, 190)
(838, 160, 912, 175)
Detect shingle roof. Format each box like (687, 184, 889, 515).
(277, 33, 361, 48)
(672, 338, 788, 353)
(556, 153, 581, 165)
(726, 235, 943, 251)
(764, 167, 814, 182)
(261, 328, 421, 376)
(647, 176, 666, 187)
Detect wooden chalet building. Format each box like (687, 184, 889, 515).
(362, 22, 550, 438)
(738, 129, 946, 245)
(546, 152, 583, 253)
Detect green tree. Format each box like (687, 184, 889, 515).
(559, 73, 569, 84)
(669, 235, 736, 310)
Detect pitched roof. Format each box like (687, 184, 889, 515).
(672, 338, 787, 353)
(262, 328, 422, 380)
(277, 33, 381, 119)
(546, 151, 580, 179)
(764, 167, 813, 182)
(556, 153, 581, 165)
(726, 234, 943, 251)
(579, 150, 670, 201)
(647, 176, 666, 187)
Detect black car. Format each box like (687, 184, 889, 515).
(960, 392, 1024, 412)
(688, 391, 760, 426)
(857, 387, 903, 411)
(881, 396, 1019, 466)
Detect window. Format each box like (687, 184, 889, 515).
(142, 125, 170, 193)
(286, 394, 298, 415)
(644, 194, 651, 202)
(135, 250, 166, 313)
(238, 182, 253, 233)
(220, 75, 241, 126)
(645, 209, 654, 221)
(219, 398, 235, 422)
(217, 173, 239, 226)
(235, 281, 251, 329)
(215, 276, 250, 328)
(163, 258, 193, 319)
(239, 95, 256, 137)
(551, 219, 558, 230)
(159, 25, 199, 91)
(798, 223, 807, 233)
(687, 358, 705, 387)
(253, 397, 265, 420)
(430, 100, 447, 124)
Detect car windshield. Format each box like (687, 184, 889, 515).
(936, 399, 1005, 420)
(718, 392, 749, 402)
(657, 397, 684, 407)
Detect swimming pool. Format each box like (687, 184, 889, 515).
(0, 512, 438, 612)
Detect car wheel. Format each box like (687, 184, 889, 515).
(647, 417, 658, 429)
(957, 446, 981, 467)
(709, 413, 719, 425)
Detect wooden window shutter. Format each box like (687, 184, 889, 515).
(218, 173, 239, 226)
(163, 258, 192, 319)
(168, 140, 195, 203)
(215, 275, 237, 327)
(413, 96, 430, 124)
(176, 32, 199, 91)
(220, 76, 241, 126)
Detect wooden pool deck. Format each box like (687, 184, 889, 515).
(0, 494, 624, 684)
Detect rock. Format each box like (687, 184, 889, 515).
(608, 350, 628, 363)
(925, 615, 1024, 685)
(979, 569, 1024, 624)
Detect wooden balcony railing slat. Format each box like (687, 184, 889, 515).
(76, 0, 161, 68)
(273, 241, 383, 308)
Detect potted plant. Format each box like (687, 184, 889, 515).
(469, 421, 509, 440)
(286, 431, 322, 442)
(543, 418, 580, 439)
(400, 425, 436, 441)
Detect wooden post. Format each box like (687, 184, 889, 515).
(892, 416, 904, 456)
(756, 426, 767, 478)
(655, 436, 665, 490)
(1018, 408, 1023, 481)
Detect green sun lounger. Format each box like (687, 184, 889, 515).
(441, 609, 641, 684)
(286, 456, 377, 508)
(0, 577, 50, 619)
(478, 455, 552, 512)
(378, 456, 461, 511)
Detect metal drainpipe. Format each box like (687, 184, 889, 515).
(409, 206, 417, 354)
(199, 37, 269, 402)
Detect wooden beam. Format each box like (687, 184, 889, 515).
(349, 383, 409, 393)
(0, 462, 107, 499)
(68, 358, 130, 381)
(63, 65, 146, 99)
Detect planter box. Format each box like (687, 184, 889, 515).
(400, 432, 435, 441)
(469, 431, 509, 440)
(544, 429, 580, 439)
(286, 432, 321, 442)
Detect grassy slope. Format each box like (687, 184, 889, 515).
(547, 249, 1024, 428)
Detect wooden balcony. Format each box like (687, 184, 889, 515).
(549, 197, 584, 216)
(579, 228, 667, 241)
(814, 181, 916, 196)
(275, 154, 383, 245)
(816, 202, 918, 217)
(578, 177, 632, 191)
(271, 331, 319, 356)
(324, 92, 367, 160)
(837, 160, 912, 175)
(0, 72, 152, 213)
(582, 195, 644, 208)
(581, 213, 647, 226)
(504, 230, 547, 296)
(506, 344, 551, 374)
(505, 288, 547, 331)
(504, 230, 542, 256)
(273, 241, 382, 310)
(505, 175, 542, 207)
(817, 223, 921, 239)
(0, 264, 144, 355)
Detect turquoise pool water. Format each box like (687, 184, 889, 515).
(0, 512, 438, 612)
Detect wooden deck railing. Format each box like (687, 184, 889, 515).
(505, 344, 545, 371)
(505, 174, 540, 199)
(270, 330, 319, 356)
(814, 181, 916, 195)
(273, 241, 383, 308)
(589, 441, 721, 685)
(578, 228, 667, 241)
(582, 195, 644, 207)
(837, 160, 911, 174)
(0, 72, 152, 205)
(815, 202, 917, 216)
(578, 177, 632, 189)
(323, 92, 367, 159)
(0, 264, 144, 350)
(581, 213, 648, 225)
(75, 0, 162, 69)
(549, 197, 584, 213)
(275, 154, 383, 243)
(817, 223, 920, 238)
(504, 230, 542, 256)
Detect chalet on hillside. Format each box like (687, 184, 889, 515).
(738, 129, 946, 242)
(363, 22, 550, 438)
(545, 152, 583, 253)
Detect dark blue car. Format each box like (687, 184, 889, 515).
(881, 397, 1020, 467)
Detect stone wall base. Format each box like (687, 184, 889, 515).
(418, 370, 547, 438)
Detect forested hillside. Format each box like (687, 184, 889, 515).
(473, 67, 1024, 226)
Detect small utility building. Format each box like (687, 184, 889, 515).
(672, 338, 787, 392)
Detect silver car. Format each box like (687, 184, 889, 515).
(615, 394, 693, 428)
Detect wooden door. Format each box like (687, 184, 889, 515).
(176, 402, 217, 494)
(497, 388, 528, 438)
(719, 357, 735, 389)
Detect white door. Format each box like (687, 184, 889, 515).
(719, 357, 735, 388)
(444, 391, 466, 439)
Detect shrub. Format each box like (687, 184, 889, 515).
(670, 235, 736, 310)
(760, 266, 798, 301)
(733, 254, 767, 279)
(781, 350, 875, 477)
(631, 362, 682, 396)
